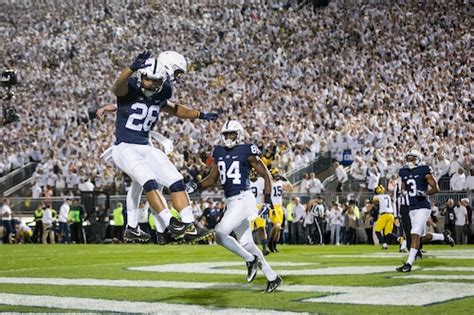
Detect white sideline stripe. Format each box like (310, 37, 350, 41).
(0, 293, 306, 315)
(423, 267, 474, 272)
(395, 275, 474, 280)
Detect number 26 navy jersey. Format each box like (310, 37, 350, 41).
(114, 77, 172, 145)
(212, 144, 260, 198)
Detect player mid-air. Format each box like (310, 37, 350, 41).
(396, 150, 454, 272)
(186, 120, 282, 292)
(108, 50, 218, 243)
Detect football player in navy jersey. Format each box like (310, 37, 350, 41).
(108, 50, 218, 243)
(396, 150, 454, 272)
(186, 120, 282, 293)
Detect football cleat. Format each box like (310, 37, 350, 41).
(415, 249, 423, 260)
(124, 225, 151, 243)
(443, 230, 455, 247)
(263, 249, 270, 256)
(265, 275, 282, 293)
(246, 256, 258, 283)
(168, 217, 192, 239)
(396, 263, 412, 273)
(183, 224, 214, 244)
(156, 229, 182, 245)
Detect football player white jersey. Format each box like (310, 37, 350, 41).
(250, 177, 265, 205)
(375, 194, 394, 214)
(271, 180, 284, 206)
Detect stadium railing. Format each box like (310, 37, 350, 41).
(0, 162, 38, 196)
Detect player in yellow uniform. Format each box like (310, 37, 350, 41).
(373, 185, 404, 250)
(250, 169, 269, 255)
(268, 168, 293, 252)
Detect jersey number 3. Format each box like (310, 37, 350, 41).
(217, 161, 241, 185)
(125, 103, 159, 132)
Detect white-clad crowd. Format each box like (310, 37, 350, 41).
(1, 1, 471, 197)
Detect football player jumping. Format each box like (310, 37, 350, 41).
(396, 150, 454, 272)
(186, 120, 282, 293)
(106, 50, 218, 243)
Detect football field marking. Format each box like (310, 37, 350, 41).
(129, 262, 401, 275)
(323, 249, 474, 260)
(1, 277, 473, 306)
(0, 293, 307, 314)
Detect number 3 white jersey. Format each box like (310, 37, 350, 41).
(271, 180, 284, 206)
(375, 194, 394, 214)
(250, 177, 265, 205)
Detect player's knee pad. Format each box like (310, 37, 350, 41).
(169, 180, 185, 192)
(143, 180, 159, 193)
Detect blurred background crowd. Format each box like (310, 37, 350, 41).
(1, 0, 472, 197)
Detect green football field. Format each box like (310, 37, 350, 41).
(0, 244, 473, 314)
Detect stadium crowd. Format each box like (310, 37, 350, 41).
(1, 1, 472, 198)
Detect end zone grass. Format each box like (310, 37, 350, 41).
(0, 244, 473, 314)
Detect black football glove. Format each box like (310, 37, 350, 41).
(199, 112, 220, 121)
(130, 51, 152, 72)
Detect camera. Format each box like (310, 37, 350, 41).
(1, 69, 19, 125)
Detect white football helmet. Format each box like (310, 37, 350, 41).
(137, 58, 167, 96)
(405, 149, 422, 169)
(221, 120, 244, 148)
(158, 51, 187, 83)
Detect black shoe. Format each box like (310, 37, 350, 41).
(246, 256, 258, 283)
(124, 225, 151, 243)
(183, 224, 214, 244)
(263, 249, 270, 256)
(265, 275, 282, 293)
(168, 217, 191, 239)
(415, 250, 423, 260)
(443, 230, 455, 247)
(268, 242, 275, 253)
(396, 263, 412, 273)
(156, 229, 180, 245)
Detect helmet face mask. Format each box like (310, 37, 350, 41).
(405, 150, 421, 169)
(158, 51, 187, 83)
(221, 120, 244, 148)
(137, 58, 167, 97)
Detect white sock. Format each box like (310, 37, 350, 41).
(430, 233, 444, 241)
(159, 208, 172, 226)
(127, 209, 138, 228)
(407, 248, 418, 265)
(215, 232, 254, 262)
(179, 206, 194, 223)
(153, 213, 167, 233)
(242, 242, 277, 281)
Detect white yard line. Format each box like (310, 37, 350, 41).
(0, 293, 307, 314)
(1, 277, 474, 306)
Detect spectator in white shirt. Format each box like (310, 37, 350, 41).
(42, 204, 55, 244)
(454, 202, 468, 244)
(464, 169, 474, 191)
(1, 198, 13, 244)
(307, 172, 324, 196)
(299, 173, 310, 194)
(434, 154, 450, 180)
(449, 156, 462, 176)
(366, 160, 381, 192)
(291, 198, 306, 244)
(329, 202, 344, 245)
(58, 199, 71, 243)
(450, 168, 466, 191)
(333, 161, 348, 192)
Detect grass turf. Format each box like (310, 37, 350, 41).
(0, 244, 473, 314)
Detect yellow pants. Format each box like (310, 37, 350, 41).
(270, 204, 283, 225)
(252, 204, 266, 230)
(375, 213, 394, 235)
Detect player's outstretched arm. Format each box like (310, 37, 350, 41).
(112, 51, 151, 97)
(162, 101, 219, 120)
(186, 163, 220, 194)
(96, 104, 118, 120)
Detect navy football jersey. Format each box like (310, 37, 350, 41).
(398, 164, 434, 210)
(212, 144, 260, 198)
(114, 77, 172, 145)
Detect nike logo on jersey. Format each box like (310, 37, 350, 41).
(414, 175, 419, 178)
(232, 156, 238, 159)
